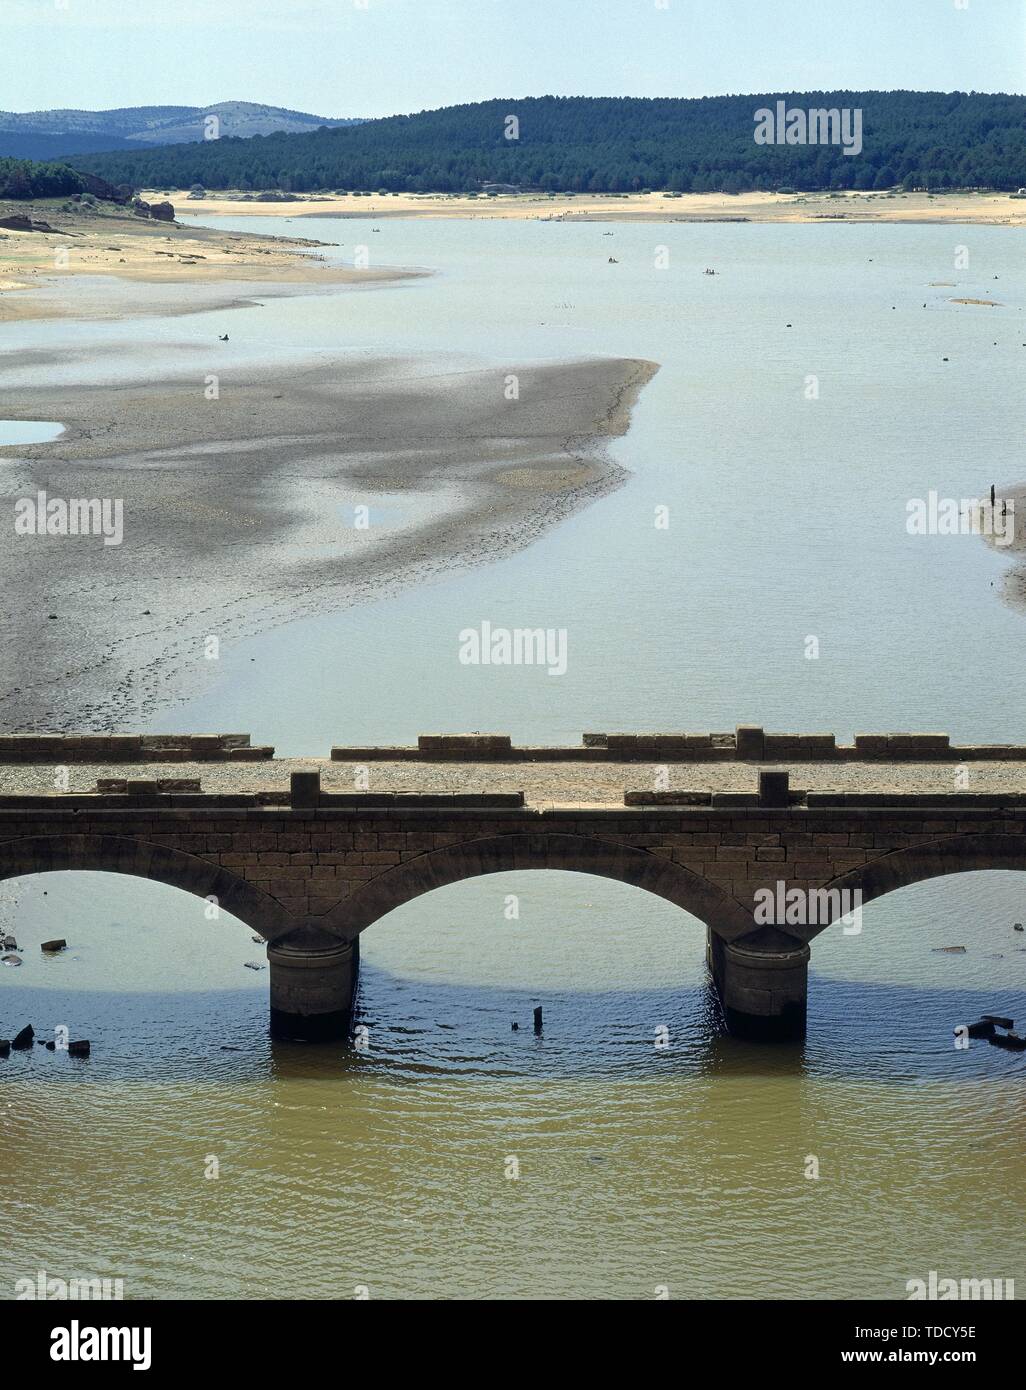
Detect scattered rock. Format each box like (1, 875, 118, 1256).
(1, 954, 23, 967)
(0, 1040, 9, 1058)
(243, 961, 265, 971)
(932, 945, 966, 953)
(981, 1014, 1014, 1030)
(68, 1040, 90, 1057)
(12, 1025, 34, 1049)
(2, 935, 17, 949)
(41, 939, 67, 953)
(989, 1032, 1026, 1052)
(1014, 923, 1023, 932)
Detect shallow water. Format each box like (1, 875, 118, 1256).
(1, 865, 1023, 1300)
(0, 420, 63, 446)
(160, 216, 1026, 750)
(1, 219, 1025, 1300)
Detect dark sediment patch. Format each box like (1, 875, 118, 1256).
(0, 353, 657, 730)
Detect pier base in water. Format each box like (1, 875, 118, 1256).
(269, 937, 359, 1042)
(707, 932, 809, 1042)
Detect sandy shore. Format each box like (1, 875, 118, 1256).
(0, 198, 417, 323)
(0, 315, 657, 731)
(169, 188, 1026, 226)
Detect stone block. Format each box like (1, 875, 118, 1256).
(735, 725, 765, 759)
(854, 734, 889, 757)
(291, 769, 321, 809)
(759, 768, 790, 807)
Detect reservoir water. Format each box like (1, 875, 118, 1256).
(1, 217, 1024, 1299)
(0, 420, 63, 446)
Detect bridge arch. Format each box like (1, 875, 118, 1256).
(811, 832, 1026, 938)
(0, 833, 293, 940)
(321, 831, 757, 942)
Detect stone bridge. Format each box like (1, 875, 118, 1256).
(2, 725, 1026, 1041)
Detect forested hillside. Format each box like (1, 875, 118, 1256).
(66, 92, 1026, 193)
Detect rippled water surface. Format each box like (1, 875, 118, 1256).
(1, 866, 1024, 1300)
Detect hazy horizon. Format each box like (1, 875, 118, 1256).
(3, 0, 1023, 119)
(3, 85, 1026, 125)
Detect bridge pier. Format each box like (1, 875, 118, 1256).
(707, 932, 809, 1042)
(268, 937, 359, 1042)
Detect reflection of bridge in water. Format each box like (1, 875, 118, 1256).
(3, 724, 1026, 1043)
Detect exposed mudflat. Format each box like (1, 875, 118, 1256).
(0, 338, 657, 731)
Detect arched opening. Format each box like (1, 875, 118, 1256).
(801, 868, 1026, 1073)
(0, 869, 271, 1068)
(322, 831, 756, 943)
(352, 868, 721, 1075)
(810, 832, 1026, 939)
(0, 833, 292, 940)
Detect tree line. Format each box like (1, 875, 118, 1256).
(57, 92, 1026, 195)
(0, 155, 84, 199)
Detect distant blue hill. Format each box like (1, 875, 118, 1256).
(0, 102, 361, 161)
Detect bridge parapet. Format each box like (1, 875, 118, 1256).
(329, 726, 1026, 763)
(0, 733, 272, 763)
(4, 731, 1026, 1045)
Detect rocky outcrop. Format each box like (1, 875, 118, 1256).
(78, 172, 131, 205)
(131, 197, 176, 221)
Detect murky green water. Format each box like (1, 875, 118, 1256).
(2, 866, 1024, 1299)
(2, 220, 1024, 1299)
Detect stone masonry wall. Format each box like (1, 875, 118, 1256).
(2, 799, 1025, 946)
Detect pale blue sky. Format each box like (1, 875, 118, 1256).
(3, 0, 1024, 117)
